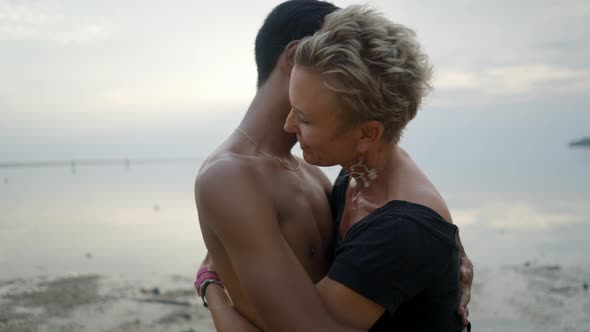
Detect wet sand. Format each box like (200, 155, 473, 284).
(1, 262, 589, 332)
(470, 263, 590, 332)
(0, 274, 214, 332)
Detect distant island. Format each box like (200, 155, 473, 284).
(569, 137, 590, 148)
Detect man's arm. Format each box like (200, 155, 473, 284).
(196, 160, 362, 332)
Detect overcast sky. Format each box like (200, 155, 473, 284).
(1, 0, 589, 159)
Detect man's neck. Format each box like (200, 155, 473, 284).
(237, 80, 297, 158)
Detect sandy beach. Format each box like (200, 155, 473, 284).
(472, 263, 590, 331)
(0, 273, 214, 332)
(1, 261, 589, 332)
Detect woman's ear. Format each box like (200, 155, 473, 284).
(356, 121, 384, 153)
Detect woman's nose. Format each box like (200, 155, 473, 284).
(283, 109, 297, 133)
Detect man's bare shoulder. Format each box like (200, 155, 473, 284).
(195, 152, 263, 195)
(301, 161, 332, 192)
(195, 152, 276, 230)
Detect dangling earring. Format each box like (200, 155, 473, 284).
(349, 154, 378, 188)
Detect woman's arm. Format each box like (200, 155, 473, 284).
(196, 253, 261, 332)
(197, 253, 366, 332)
(205, 283, 261, 332)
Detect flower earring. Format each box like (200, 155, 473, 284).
(349, 154, 378, 188)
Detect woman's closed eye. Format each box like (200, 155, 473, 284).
(297, 114, 310, 125)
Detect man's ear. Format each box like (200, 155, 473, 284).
(279, 40, 300, 75)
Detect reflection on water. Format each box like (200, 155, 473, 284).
(1, 161, 588, 277)
(0, 163, 205, 280)
(442, 191, 590, 267)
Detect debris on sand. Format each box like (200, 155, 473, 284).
(0, 275, 214, 332)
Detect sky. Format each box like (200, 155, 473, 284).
(1, 0, 589, 160)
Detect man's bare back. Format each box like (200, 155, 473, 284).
(196, 132, 334, 325)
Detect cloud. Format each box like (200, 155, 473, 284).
(434, 70, 479, 90)
(543, 0, 590, 19)
(451, 210, 479, 226)
(486, 65, 589, 93)
(484, 203, 579, 230)
(435, 64, 590, 95)
(0, 2, 111, 44)
(452, 197, 590, 230)
(96, 63, 256, 110)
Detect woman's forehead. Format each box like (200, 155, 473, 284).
(290, 66, 341, 113)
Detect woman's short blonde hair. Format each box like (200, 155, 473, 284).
(294, 5, 432, 143)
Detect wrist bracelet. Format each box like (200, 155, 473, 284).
(195, 265, 220, 296)
(200, 279, 224, 308)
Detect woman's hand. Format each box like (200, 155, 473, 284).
(195, 252, 223, 300)
(195, 253, 261, 331)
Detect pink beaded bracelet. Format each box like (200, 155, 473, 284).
(195, 265, 221, 296)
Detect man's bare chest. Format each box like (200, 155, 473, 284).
(268, 178, 334, 281)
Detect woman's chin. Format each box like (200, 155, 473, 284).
(302, 152, 337, 167)
(301, 151, 312, 164)
(301, 151, 318, 166)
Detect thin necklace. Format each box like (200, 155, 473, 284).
(235, 128, 301, 171)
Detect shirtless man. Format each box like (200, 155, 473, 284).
(194, 1, 473, 331)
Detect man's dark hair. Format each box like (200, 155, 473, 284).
(255, 0, 338, 88)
